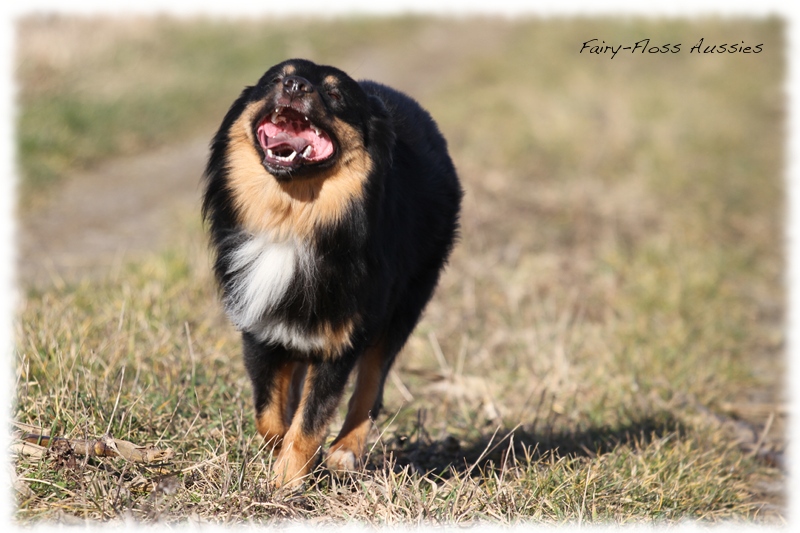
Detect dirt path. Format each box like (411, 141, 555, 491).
(18, 138, 208, 286)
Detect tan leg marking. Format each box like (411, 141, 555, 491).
(255, 361, 305, 451)
(285, 362, 307, 423)
(326, 341, 385, 473)
(271, 365, 326, 489)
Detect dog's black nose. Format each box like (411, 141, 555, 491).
(283, 76, 314, 97)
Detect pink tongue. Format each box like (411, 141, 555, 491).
(257, 120, 334, 161)
(266, 132, 310, 153)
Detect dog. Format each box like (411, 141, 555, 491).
(202, 59, 462, 488)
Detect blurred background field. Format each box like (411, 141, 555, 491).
(13, 15, 786, 524)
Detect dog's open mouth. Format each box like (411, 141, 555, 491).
(257, 107, 335, 169)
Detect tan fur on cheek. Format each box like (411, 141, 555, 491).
(225, 107, 372, 240)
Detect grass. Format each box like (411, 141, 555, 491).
(13, 15, 786, 525)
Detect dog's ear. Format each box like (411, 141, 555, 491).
(365, 95, 396, 165)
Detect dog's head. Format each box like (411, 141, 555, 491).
(204, 59, 395, 238)
(239, 59, 387, 180)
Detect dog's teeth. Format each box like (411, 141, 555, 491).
(271, 110, 280, 124)
(311, 126, 321, 136)
(267, 148, 297, 162)
(302, 146, 312, 158)
(266, 148, 298, 162)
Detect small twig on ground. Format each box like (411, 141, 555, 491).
(749, 412, 775, 459)
(12, 422, 174, 464)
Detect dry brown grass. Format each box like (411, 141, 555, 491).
(13, 15, 786, 525)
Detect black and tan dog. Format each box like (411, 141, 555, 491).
(202, 59, 462, 488)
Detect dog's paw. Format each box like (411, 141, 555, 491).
(325, 448, 360, 473)
(270, 451, 310, 491)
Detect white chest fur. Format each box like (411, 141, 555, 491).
(223, 233, 325, 352)
(224, 233, 299, 331)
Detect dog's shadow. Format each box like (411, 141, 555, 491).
(366, 411, 682, 479)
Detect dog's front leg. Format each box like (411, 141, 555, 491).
(242, 334, 298, 450)
(271, 355, 355, 489)
(326, 340, 386, 472)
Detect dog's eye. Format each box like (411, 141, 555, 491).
(327, 90, 341, 102)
